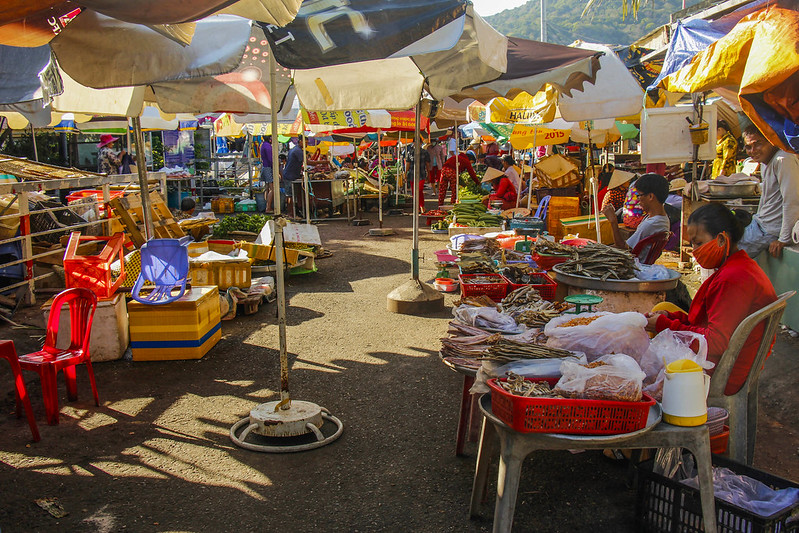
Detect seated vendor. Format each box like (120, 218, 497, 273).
(603, 173, 670, 260)
(646, 203, 777, 395)
(481, 169, 517, 210)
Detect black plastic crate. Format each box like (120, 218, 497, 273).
(636, 455, 799, 533)
(29, 201, 86, 244)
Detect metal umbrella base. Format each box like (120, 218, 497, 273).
(230, 400, 343, 453)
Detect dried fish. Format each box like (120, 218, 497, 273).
(533, 240, 576, 257)
(484, 339, 574, 362)
(558, 243, 636, 280)
(498, 372, 561, 398)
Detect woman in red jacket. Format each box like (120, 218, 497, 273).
(646, 203, 776, 395)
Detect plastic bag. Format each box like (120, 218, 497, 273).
(635, 262, 672, 281)
(683, 467, 799, 518)
(453, 306, 520, 333)
(495, 354, 588, 380)
(470, 354, 588, 394)
(638, 330, 712, 401)
(553, 353, 646, 402)
(653, 448, 695, 480)
(545, 312, 650, 360)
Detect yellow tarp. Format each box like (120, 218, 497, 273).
(488, 85, 558, 124)
(659, 6, 799, 153)
(509, 126, 570, 149)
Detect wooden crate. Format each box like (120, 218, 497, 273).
(546, 196, 581, 241)
(534, 154, 582, 189)
(109, 191, 185, 247)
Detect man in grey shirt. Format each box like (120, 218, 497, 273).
(604, 173, 671, 262)
(738, 125, 799, 258)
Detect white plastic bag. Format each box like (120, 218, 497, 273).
(553, 353, 646, 402)
(453, 306, 519, 332)
(545, 312, 650, 360)
(470, 354, 588, 394)
(639, 329, 712, 401)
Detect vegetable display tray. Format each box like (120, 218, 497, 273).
(488, 377, 655, 435)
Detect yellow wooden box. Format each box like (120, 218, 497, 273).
(211, 197, 235, 214)
(189, 260, 251, 290)
(128, 286, 221, 361)
(559, 214, 614, 244)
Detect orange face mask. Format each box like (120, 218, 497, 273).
(692, 232, 730, 269)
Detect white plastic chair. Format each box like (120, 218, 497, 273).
(708, 290, 795, 465)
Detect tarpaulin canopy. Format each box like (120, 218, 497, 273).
(301, 109, 392, 130)
(264, 0, 467, 68)
(469, 42, 642, 125)
(77, 106, 199, 134)
(0, 0, 301, 47)
(486, 85, 558, 124)
(659, 5, 799, 153)
(649, 0, 772, 91)
(556, 42, 643, 122)
(450, 37, 601, 103)
(0, 45, 145, 127)
(322, 111, 429, 135)
(0, 16, 294, 116)
(288, 3, 508, 111)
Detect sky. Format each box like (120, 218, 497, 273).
(471, 0, 530, 17)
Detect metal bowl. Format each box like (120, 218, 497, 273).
(706, 182, 758, 198)
(552, 265, 681, 292)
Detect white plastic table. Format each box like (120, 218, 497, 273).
(471, 394, 717, 533)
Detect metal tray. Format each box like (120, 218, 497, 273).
(552, 264, 681, 292)
(706, 182, 758, 198)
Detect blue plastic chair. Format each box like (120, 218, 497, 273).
(534, 195, 551, 221)
(131, 238, 190, 305)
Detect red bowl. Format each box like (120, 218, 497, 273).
(709, 425, 730, 455)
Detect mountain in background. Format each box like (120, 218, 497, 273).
(486, 0, 695, 46)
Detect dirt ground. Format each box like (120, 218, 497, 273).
(1, 200, 797, 532)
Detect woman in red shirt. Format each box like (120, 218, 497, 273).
(438, 152, 478, 207)
(646, 203, 776, 395)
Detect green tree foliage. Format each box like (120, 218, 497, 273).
(486, 0, 694, 46)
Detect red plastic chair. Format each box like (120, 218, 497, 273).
(631, 231, 671, 265)
(18, 288, 98, 425)
(0, 340, 40, 441)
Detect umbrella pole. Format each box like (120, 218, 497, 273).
(586, 123, 601, 243)
(528, 132, 538, 210)
(412, 103, 421, 280)
(269, 51, 289, 408)
(396, 133, 401, 206)
(378, 130, 383, 228)
(246, 131, 253, 199)
(454, 126, 459, 205)
(132, 116, 154, 240)
(30, 125, 38, 162)
(302, 118, 311, 225)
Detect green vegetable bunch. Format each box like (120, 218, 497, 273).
(212, 213, 272, 237)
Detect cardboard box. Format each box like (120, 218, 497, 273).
(560, 214, 613, 244)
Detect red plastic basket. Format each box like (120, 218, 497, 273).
(458, 274, 509, 301)
(487, 377, 655, 435)
(532, 252, 570, 271)
(503, 272, 557, 300)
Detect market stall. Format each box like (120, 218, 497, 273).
(434, 228, 796, 532)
